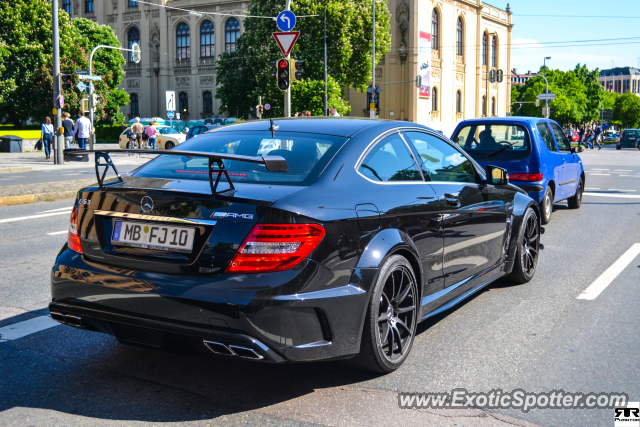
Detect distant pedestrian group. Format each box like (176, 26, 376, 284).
(40, 112, 93, 160)
(578, 122, 602, 150)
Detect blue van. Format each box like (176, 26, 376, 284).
(451, 117, 585, 224)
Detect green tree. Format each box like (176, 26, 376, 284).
(613, 92, 640, 128)
(0, 1, 128, 126)
(573, 64, 604, 122)
(216, 0, 391, 118)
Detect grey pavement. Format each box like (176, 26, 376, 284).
(0, 146, 639, 426)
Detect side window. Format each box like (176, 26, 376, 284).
(550, 123, 572, 152)
(403, 131, 480, 183)
(358, 133, 423, 182)
(537, 122, 557, 152)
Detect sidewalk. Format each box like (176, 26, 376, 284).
(0, 144, 121, 173)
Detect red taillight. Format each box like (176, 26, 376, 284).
(509, 173, 543, 182)
(68, 205, 83, 254)
(226, 224, 325, 273)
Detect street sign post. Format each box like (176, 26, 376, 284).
(264, 104, 271, 110)
(166, 91, 176, 111)
(77, 81, 86, 92)
(74, 70, 89, 75)
(272, 31, 300, 58)
(277, 10, 296, 31)
(167, 111, 174, 119)
(79, 75, 102, 81)
(536, 93, 556, 100)
(57, 95, 64, 109)
(176, 112, 180, 120)
(600, 109, 613, 120)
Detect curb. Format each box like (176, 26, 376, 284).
(0, 167, 33, 174)
(0, 191, 77, 207)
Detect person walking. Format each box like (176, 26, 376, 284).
(62, 112, 74, 149)
(584, 125, 594, 149)
(145, 121, 158, 149)
(578, 124, 586, 149)
(41, 117, 54, 160)
(73, 112, 92, 149)
(565, 124, 574, 139)
(131, 117, 144, 149)
(593, 122, 602, 150)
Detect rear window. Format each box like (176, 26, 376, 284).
(133, 131, 347, 186)
(624, 130, 640, 137)
(454, 124, 531, 161)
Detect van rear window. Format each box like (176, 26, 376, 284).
(133, 131, 347, 186)
(453, 124, 531, 161)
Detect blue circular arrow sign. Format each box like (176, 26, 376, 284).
(167, 111, 175, 119)
(277, 10, 296, 31)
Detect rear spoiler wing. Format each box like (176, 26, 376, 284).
(63, 148, 288, 197)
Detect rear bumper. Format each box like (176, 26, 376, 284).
(50, 248, 375, 363)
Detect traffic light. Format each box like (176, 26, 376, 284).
(91, 93, 100, 107)
(270, 61, 278, 78)
(291, 60, 305, 81)
(61, 74, 72, 91)
(131, 43, 141, 64)
(276, 58, 290, 91)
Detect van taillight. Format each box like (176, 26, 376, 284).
(68, 205, 83, 254)
(226, 224, 325, 273)
(509, 173, 543, 182)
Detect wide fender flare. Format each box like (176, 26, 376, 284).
(507, 192, 540, 261)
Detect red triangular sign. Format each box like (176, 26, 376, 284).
(273, 31, 300, 57)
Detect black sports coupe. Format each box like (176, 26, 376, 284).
(51, 118, 542, 373)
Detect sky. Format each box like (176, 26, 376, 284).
(507, 0, 640, 74)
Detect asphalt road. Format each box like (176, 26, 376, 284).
(1, 145, 639, 426)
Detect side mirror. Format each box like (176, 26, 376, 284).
(63, 148, 89, 162)
(486, 165, 509, 186)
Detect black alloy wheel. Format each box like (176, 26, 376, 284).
(508, 207, 540, 284)
(568, 178, 583, 209)
(344, 255, 418, 373)
(540, 187, 553, 224)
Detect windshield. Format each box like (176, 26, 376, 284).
(454, 124, 531, 161)
(158, 127, 178, 135)
(133, 131, 348, 186)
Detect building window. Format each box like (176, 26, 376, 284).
(62, 0, 71, 15)
(491, 36, 497, 68)
(85, 0, 94, 13)
(456, 17, 464, 57)
(130, 93, 139, 115)
(482, 32, 488, 66)
(203, 91, 213, 113)
(491, 97, 496, 116)
(482, 95, 487, 116)
(432, 87, 438, 111)
(179, 92, 189, 113)
(225, 18, 240, 52)
(456, 90, 462, 113)
(128, 0, 138, 6)
(200, 20, 215, 58)
(127, 27, 140, 63)
(431, 9, 439, 51)
(176, 23, 190, 60)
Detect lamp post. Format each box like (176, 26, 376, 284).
(543, 57, 551, 118)
(484, 32, 497, 117)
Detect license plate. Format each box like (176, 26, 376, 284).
(112, 220, 195, 252)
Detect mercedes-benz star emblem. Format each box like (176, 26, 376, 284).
(141, 196, 154, 213)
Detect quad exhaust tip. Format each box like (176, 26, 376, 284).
(50, 312, 84, 328)
(203, 340, 264, 360)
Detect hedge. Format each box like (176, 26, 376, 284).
(0, 125, 125, 142)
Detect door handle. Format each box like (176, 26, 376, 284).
(443, 193, 461, 207)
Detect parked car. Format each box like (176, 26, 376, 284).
(604, 131, 619, 143)
(52, 118, 541, 373)
(451, 117, 585, 224)
(118, 125, 186, 150)
(617, 129, 640, 149)
(186, 124, 219, 140)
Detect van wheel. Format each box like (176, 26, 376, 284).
(567, 178, 583, 209)
(540, 187, 553, 225)
(507, 207, 540, 284)
(342, 255, 418, 373)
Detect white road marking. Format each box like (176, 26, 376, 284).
(585, 187, 600, 190)
(614, 170, 632, 172)
(0, 315, 60, 342)
(63, 173, 81, 176)
(608, 189, 636, 192)
(35, 207, 71, 214)
(577, 244, 640, 300)
(590, 168, 609, 170)
(583, 192, 640, 199)
(589, 173, 610, 176)
(47, 230, 68, 235)
(0, 211, 70, 224)
(620, 175, 639, 177)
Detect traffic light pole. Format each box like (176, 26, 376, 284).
(324, 10, 328, 116)
(284, 0, 292, 118)
(537, 75, 550, 119)
(52, 0, 64, 165)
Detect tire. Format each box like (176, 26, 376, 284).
(507, 207, 540, 284)
(126, 140, 134, 150)
(343, 255, 418, 373)
(567, 178, 583, 209)
(540, 186, 553, 225)
(637, 141, 640, 151)
(165, 141, 175, 150)
(616, 143, 621, 150)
